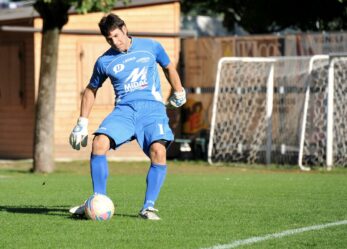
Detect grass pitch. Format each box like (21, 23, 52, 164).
(0, 161, 346, 249)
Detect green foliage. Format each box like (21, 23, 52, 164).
(72, 0, 130, 14)
(182, 0, 347, 33)
(34, 0, 130, 15)
(1, 161, 347, 249)
(74, 0, 115, 13)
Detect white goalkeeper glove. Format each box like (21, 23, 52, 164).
(69, 117, 88, 150)
(167, 88, 186, 108)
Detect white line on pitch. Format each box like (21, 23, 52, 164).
(200, 220, 347, 249)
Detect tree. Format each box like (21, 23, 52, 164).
(181, 0, 347, 34)
(32, 0, 127, 173)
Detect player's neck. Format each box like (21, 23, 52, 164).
(124, 36, 132, 54)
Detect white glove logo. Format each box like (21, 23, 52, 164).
(69, 117, 88, 150)
(167, 88, 186, 108)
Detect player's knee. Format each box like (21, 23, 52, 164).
(92, 135, 110, 155)
(150, 142, 166, 164)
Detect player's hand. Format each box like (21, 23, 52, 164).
(69, 117, 88, 150)
(167, 88, 186, 108)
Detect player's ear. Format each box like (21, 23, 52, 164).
(122, 25, 128, 35)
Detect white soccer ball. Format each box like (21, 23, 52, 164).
(84, 194, 115, 221)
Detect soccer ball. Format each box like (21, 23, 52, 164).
(84, 194, 115, 221)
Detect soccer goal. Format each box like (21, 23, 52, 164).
(207, 54, 347, 170)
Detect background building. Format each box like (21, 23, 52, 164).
(0, 0, 181, 160)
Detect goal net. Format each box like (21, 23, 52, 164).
(208, 55, 347, 169)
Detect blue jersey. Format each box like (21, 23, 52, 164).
(88, 37, 170, 105)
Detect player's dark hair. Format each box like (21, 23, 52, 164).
(98, 14, 126, 37)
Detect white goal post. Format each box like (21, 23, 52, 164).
(208, 54, 347, 169)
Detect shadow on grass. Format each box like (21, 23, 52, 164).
(0, 205, 139, 220)
(115, 213, 139, 218)
(0, 205, 70, 217)
(0, 168, 32, 174)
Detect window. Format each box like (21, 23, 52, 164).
(0, 43, 24, 107)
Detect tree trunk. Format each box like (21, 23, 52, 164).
(32, 1, 70, 173)
(33, 28, 60, 173)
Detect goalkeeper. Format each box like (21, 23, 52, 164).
(69, 14, 186, 220)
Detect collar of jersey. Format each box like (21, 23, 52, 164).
(122, 36, 133, 54)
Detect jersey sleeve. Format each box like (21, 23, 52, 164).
(88, 58, 107, 89)
(153, 40, 171, 68)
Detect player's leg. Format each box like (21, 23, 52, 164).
(69, 134, 111, 216)
(90, 134, 111, 195)
(69, 134, 110, 216)
(89, 105, 134, 196)
(139, 141, 168, 220)
(70, 105, 135, 216)
(136, 104, 174, 219)
(143, 141, 167, 207)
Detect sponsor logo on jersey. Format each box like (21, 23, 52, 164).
(124, 67, 148, 92)
(123, 57, 136, 63)
(136, 57, 150, 63)
(113, 64, 125, 74)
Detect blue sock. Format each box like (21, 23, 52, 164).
(90, 154, 109, 195)
(143, 163, 167, 210)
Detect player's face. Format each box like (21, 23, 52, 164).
(106, 26, 131, 52)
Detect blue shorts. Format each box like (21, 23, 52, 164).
(94, 101, 174, 156)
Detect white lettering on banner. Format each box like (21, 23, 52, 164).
(236, 40, 282, 56)
(285, 33, 347, 55)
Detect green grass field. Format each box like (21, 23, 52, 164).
(0, 160, 346, 249)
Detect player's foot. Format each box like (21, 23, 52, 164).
(69, 204, 85, 216)
(139, 207, 161, 220)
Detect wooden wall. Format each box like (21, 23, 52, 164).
(0, 20, 35, 159)
(33, 2, 181, 160)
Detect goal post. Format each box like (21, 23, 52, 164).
(208, 57, 277, 165)
(297, 55, 329, 170)
(327, 53, 347, 169)
(208, 54, 347, 169)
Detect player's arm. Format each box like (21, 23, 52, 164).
(80, 86, 97, 118)
(70, 56, 105, 150)
(163, 62, 186, 108)
(69, 86, 98, 150)
(163, 62, 183, 93)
